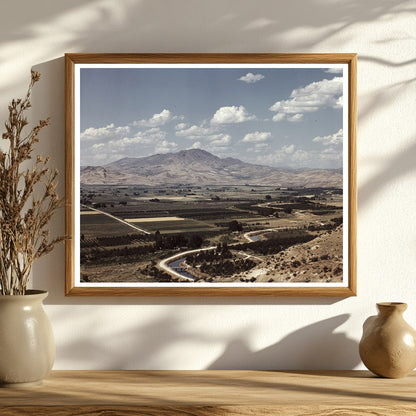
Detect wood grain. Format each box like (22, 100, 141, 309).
(65, 285, 357, 297)
(348, 54, 358, 296)
(65, 53, 357, 64)
(64, 53, 357, 297)
(65, 54, 75, 296)
(1, 370, 415, 415)
(2, 405, 416, 416)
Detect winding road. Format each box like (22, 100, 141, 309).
(159, 246, 217, 282)
(159, 226, 295, 281)
(242, 228, 286, 242)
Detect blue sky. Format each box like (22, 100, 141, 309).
(79, 65, 344, 169)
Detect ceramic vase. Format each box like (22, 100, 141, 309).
(359, 302, 416, 378)
(0, 290, 55, 387)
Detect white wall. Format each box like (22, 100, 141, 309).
(0, 0, 415, 370)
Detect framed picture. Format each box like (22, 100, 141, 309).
(65, 53, 356, 296)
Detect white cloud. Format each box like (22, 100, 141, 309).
(320, 147, 342, 162)
(255, 143, 269, 149)
(191, 141, 202, 149)
(81, 126, 168, 165)
(271, 113, 286, 122)
(313, 128, 343, 146)
(334, 96, 343, 109)
(188, 135, 231, 155)
(287, 114, 304, 122)
(175, 122, 189, 130)
(210, 134, 231, 146)
(175, 123, 231, 145)
(269, 76, 343, 122)
(134, 109, 173, 127)
(81, 123, 130, 141)
(281, 144, 295, 154)
(325, 68, 343, 74)
(211, 105, 255, 124)
(109, 136, 148, 148)
(108, 128, 167, 149)
(155, 140, 178, 154)
(242, 131, 272, 143)
(290, 149, 311, 163)
(258, 145, 309, 167)
(238, 72, 265, 83)
(175, 123, 218, 139)
(140, 127, 167, 141)
(258, 143, 341, 168)
(248, 142, 270, 153)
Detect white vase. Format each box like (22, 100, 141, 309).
(0, 290, 55, 387)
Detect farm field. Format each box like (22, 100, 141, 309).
(80, 184, 343, 284)
(80, 212, 142, 238)
(124, 218, 216, 234)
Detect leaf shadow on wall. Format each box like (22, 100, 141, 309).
(207, 314, 360, 370)
(0, 0, 413, 103)
(50, 306, 246, 370)
(359, 138, 416, 209)
(51, 307, 359, 370)
(53, 312, 204, 370)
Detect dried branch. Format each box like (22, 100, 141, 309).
(0, 71, 66, 295)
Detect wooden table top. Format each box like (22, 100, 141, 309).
(1, 370, 415, 415)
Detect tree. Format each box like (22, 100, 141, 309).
(228, 220, 243, 232)
(220, 242, 232, 258)
(189, 234, 203, 249)
(154, 230, 162, 249)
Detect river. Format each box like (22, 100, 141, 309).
(167, 257, 196, 280)
(166, 233, 261, 280)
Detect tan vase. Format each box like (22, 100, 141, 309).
(0, 290, 55, 387)
(359, 302, 416, 378)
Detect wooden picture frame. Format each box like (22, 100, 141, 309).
(65, 53, 356, 296)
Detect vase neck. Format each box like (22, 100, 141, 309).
(377, 302, 407, 316)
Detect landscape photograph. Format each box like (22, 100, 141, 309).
(76, 63, 348, 286)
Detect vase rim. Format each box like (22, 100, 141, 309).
(0, 290, 48, 301)
(377, 302, 407, 311)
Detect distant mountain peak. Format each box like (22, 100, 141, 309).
(176, 148, 220, 160)
(81, 149, 342, 188)
(178, 148, 211, 155)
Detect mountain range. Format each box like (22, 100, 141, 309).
(80, 149, 342, 188)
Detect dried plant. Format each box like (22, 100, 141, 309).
(0, 71, 65, 295)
